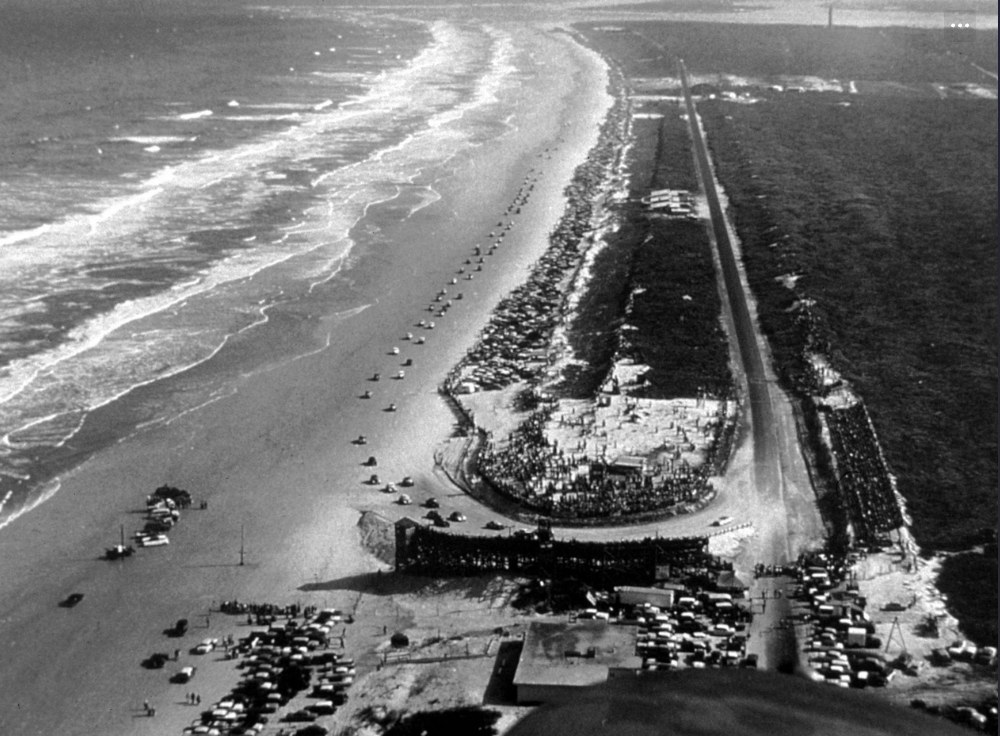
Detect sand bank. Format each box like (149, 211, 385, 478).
(0, 25, 611, 736)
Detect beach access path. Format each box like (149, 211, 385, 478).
(0, 25, 612, 736)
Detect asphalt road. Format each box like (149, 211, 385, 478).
(678, 60, 791, 565)
(678, 61, 801, 671)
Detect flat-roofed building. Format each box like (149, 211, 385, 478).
(615, 585, 676, 610)
(512, 621, 641, 704)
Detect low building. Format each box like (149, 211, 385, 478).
(513, 621, 641, 704)
(615, 585, 676, 610)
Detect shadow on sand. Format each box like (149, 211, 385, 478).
(297, 572, 519, 607)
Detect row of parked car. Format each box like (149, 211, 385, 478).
(176, 608, 352, 736)
(631, 593, 755, 671)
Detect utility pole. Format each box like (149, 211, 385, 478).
(884, 616, 907, 654)
(239, 524, 245, 566)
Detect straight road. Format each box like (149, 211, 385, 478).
(678, 59, 800, 670)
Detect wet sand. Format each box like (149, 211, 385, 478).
(0, 26, 612, 736)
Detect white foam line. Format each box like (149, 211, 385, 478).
(177, 109, 213, 120)
(147, 387, 237, 431)
(1, 410, 83, 449)
(0, 479, 60, 532)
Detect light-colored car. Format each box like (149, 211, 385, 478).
(194, 638, 218, 655)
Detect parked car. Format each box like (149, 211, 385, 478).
(143, 652, 171, 669)
(172, 666, 197, 683)
(194, 638, 218, 655)
(61, 593, 85, 608)
(448, 511, 466, 523)
(307, 700, 336, 716)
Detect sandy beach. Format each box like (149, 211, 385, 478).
(0, 25, 612, 736)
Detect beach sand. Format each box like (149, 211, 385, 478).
(0, 26, 612, 736)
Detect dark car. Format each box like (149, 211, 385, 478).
(285, 710, 318, 723)
(61, 593, 85, 608)
(171, 618, 189, 637)
(432, 517, 451, 528)
(424, 497, 440, 508)
(143, 652, 171, 669)
(485, 520, 505, 531)
(295, 725, 330, 736)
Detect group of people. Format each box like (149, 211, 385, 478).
(219, 600, 321, 623)
(475, 405, 712, 519)
(825, 402, 904, 541)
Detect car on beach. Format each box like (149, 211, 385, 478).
(60, 592, 85, 608)
(397, 494, 412, 505)
(172, 666, 197, 683)
(138, 533, 170, 547)
(485, 520, 506, 531)
(355, 435, 367, 445)
(448, 511, 467, 523)
(143, 652, 171, 669)
(399, 476, 414, 487)
(194, 638, 219, 655)
(432, 516, 451, 528)
(389, 347, 399, 355)
(712, 516, 734, 527)
(424, 497, 440, 508)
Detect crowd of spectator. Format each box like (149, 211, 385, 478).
(475, 403, 713, 519)
(825, 402, 904, 542)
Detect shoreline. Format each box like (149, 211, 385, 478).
(0, 25, 613, 736)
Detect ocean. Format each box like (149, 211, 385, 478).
(0, 1, 524, 529)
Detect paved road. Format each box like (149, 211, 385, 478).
(678, 60, 800, 671)
(677, 60, 791, 566)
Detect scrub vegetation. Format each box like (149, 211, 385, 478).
(556, 98, 731, 400)
(577, 21, 998, 645)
